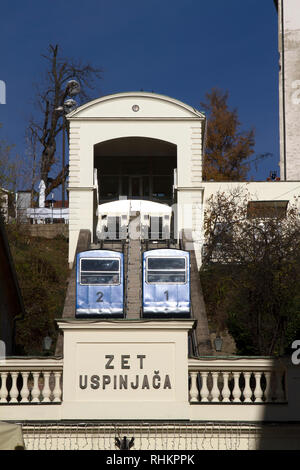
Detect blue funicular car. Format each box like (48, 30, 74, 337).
(142, 249, 191, 317)
(76, 250, 124, 317)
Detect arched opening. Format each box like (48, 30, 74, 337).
(94, 137, 177, 205)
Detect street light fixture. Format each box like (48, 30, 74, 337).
(214, 335, 223, 352)
(55, 80, 80, 209)
(43, 335, 52, 354)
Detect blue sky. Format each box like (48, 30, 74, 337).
(0, 0, 279, 190)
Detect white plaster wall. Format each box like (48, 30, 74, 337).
(177, 181, 300, 267)
(68, 188, 94, 263)
(68, 93, 203, 120)
(76, 120, 197, 188)
(201, 181, 300, 204)
(177, 181, 300, 266)
(278, 0, 300, 180)
(58, 321, 193, 420)
(176, 190, 204, 265)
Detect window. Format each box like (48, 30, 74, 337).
(100, 176, 119, 199)
(80, 258, 120, 285)
(146, 257, 186, 284)
(247, 201, 288, 219)
(152, 176, 172, 198)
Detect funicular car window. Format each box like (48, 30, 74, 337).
(80, 258, 120, 285)
(146, 257, 186, 284)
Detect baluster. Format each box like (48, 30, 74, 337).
(221, 372, 231, 402)
(210, 372, 220, 402)
(31, 372, 40, 403)
(42, 372, 51, 403)
(10, 372, 19, 403)
(253, 372, 263, 403)
(200, 371, 209, 402)
(243, 372, 252, 403)
(53, 372, 62, 402)
(0, 372, 8, 403)
(20, 372, 30, 403)
(282, 369, 287, 401)
(189, 372, 199, 403)
(264, 371, 272, 402)
(274, 370, 285, 402)
(232, 371, 241, 402)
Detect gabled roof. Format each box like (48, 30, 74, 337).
(67, 91, 205, 121)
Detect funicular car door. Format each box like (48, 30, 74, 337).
(142, 249, 190, 317)
(76, 250, 124, 317)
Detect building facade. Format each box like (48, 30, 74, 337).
(66, 91, 300, 268)
(276, 0, 300, 180)
(67, 92, 206, 266)
(2, 11, 300, 446)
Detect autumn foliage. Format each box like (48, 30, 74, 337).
(201, 89, 255, 181)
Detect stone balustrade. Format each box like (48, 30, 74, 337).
(0, 355, 295, 426)
(0, 358, 63, 404)
(188, 357, 287, 404)
(0, 357, 289, 407)
(1, 352, 299, 449)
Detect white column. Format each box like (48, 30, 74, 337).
(189, 372, 199, 403)
(53, 372, 62, 402)
(243, 372, 252, 403)
(253, 372, 263, 403)
(31, 372, 40, 403)
(42, 372, 51, 403)
(210, 372, 220, 403)
(264, 372, 272, 402)
(20, 372, 30, 403)
(9, 372, 19, 403)
(0, 372, 8, 403)
(232, 371, 241, 403)
(200, 371, 209, 402)
(222, 372, 231, 403)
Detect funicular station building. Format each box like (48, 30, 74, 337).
(67, 91, 206, 267)
(2, 89, 300, 450)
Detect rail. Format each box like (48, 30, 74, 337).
(0, 358, 63, 404)
(188, 357, 287, 404)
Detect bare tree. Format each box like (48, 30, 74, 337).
(0, 125, 27, 220)
(24, 126, 40, 207)
(28, 44, 102, 198)
(201, 188, 300, 355)
(0, 125, 16, 190)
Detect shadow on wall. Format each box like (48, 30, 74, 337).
(181, 228, 212, 356)
(258, 356, 300, 450)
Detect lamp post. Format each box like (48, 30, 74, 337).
(214, 335, 223, 352)
(55, 79, 80, 211)
(43, 335, 52, 356)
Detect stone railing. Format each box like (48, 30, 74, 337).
(26, 208, 69, 224)
(0, 357, 288, 406)
(0, 358, 63, 404)
(188, 357, 287, 404)
(0, 356, 295, 424)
